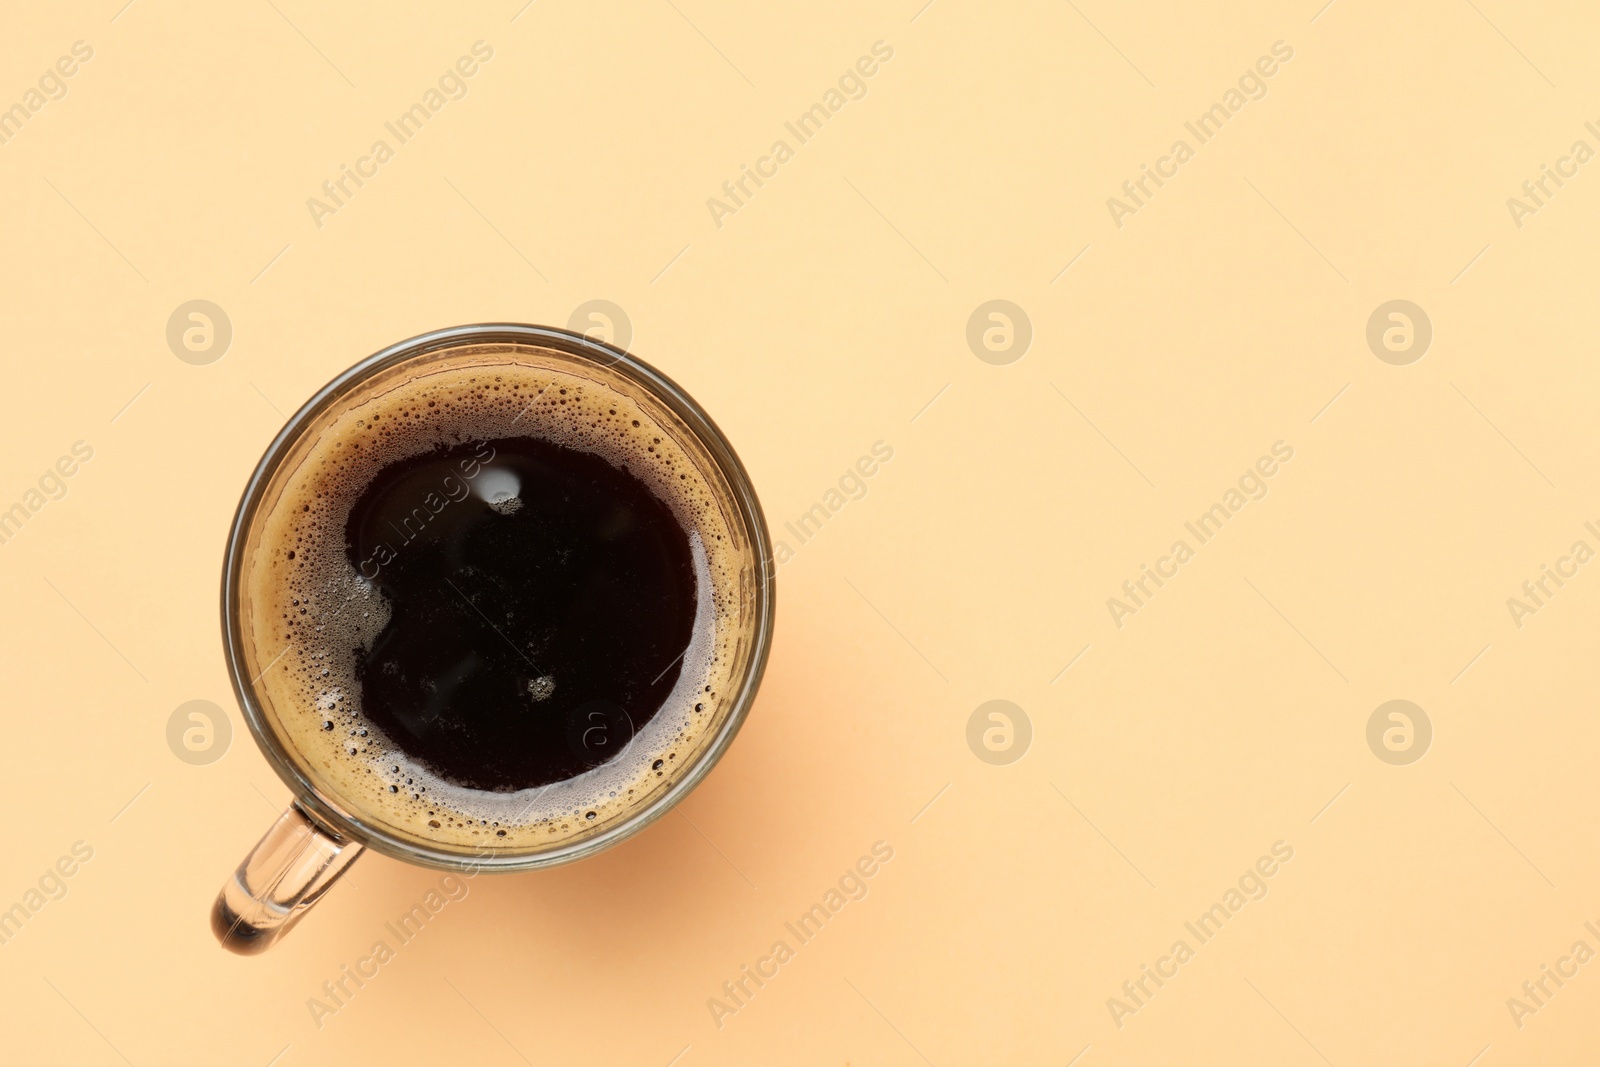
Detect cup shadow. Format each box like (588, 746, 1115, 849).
(447, 748, 772, 964)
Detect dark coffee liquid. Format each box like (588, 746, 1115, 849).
(344, 436, 698, 792)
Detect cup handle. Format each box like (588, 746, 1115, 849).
(212, 803, 364, 955)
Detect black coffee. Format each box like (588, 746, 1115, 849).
(344, 436, 699, 792)
(250, 360, 744, 848)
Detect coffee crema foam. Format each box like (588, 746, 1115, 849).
(245, 357, 744, 850)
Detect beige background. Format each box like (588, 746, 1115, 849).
(1, 0, 1597, 1063)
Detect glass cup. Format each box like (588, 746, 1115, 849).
(213, 324, 775, 954)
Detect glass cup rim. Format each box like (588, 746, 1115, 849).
(220, 323, 776, 872)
